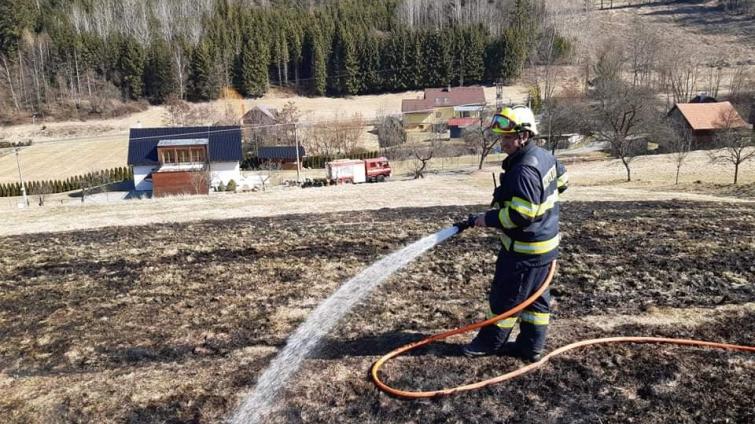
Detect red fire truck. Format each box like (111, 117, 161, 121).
(326, 157, 392, 184)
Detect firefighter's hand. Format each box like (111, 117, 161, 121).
(474, 214, 486, 228)
(453, 214, 478, 232)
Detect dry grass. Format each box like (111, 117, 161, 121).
(0, 86, 528, 183)
(1, 149, 753, 237)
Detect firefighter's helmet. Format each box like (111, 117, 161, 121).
(489, 105, 538, 136)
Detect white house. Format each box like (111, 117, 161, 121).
(127, 126, 244, 196)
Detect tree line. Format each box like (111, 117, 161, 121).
(0, 167, 133, 197)
(0, 0, 568, 123)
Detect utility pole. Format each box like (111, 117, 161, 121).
(294, 123, 301, 185)
(14, 148, 28, 207)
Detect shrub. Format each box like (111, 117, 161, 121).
(226, 179, 237, 192)
(217, 181, 226, 192)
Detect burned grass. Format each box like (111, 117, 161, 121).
(0, 201, 753, 423)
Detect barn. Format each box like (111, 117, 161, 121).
(127, 126, 243, 197)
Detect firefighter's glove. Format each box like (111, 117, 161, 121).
(453, 214, 478, 233)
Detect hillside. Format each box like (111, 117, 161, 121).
(1, 199, 752, 423)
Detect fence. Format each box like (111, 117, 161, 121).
(0, 167, 133, 197)
(590, 0, 666, 9)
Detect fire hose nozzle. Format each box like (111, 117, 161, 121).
(453, 214, 477, 233)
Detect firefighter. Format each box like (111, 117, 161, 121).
(456, 105, 568, 362)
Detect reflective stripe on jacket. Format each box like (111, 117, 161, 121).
(485, 142, 567, 266)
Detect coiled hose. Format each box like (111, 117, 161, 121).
(370, 261, 755, 398)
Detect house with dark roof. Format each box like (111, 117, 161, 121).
(668, 102, 751, 147)
(401, 86, 486, 131)
(127, 126, 243, 196)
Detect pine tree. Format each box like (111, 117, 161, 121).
(358, 32, 382, 94)
(287, 24, 303, 89)
(311, 31, 327, 96)
(424, 30, 451, 88)
(117, 36, 145, 100)
(235, 30, 269, 97)
(143, 39, 176, 104)
(463, 26, 487, 85)
(0, 0, 35, 55)
(341, 27, 360, 96)
(188, 41, 213, 101)
(382, 32, 405, 92)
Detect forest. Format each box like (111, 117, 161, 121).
(0, 0, 571, 123)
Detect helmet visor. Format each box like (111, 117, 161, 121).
(489, 114, 516, 134)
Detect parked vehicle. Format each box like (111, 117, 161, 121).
(326, 157, 392, 184)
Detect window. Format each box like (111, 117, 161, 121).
(191, 148, 206, 163)
(162, 150, 175, 164)
(178, 149, 191, 163)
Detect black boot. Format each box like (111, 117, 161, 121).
(498, 342, 542, 363)
(462, 326, 506, 358)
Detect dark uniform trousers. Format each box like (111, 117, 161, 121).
(475, 252, 551, 354)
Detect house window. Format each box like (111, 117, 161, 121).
(191, 148, 206, 163)
(162, 150, 176, 164)
(178, 149, 191, 163)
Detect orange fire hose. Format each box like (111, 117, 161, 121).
(370, 261, 755, 398)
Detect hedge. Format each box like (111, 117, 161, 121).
(0, 166, 133, 197)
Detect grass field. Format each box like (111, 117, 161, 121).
(0, 85, 528, 184)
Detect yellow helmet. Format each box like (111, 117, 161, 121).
(489, 105, 538, 136)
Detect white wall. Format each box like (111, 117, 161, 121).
(133, 165, 157, 191)
(210, 161, 241, 187)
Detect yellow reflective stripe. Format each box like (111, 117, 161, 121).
(498, 207, 517, 229)
(510, 192, 559, 219)
(520, 311, 550, 325)
(500, 233, 513, 251)
(557, 173, 569, 187)
(537, 192, 559, 216)
(512, 234, 560, 255)
(486, 310, 519, 329)
(496, 317, 518, 329)
(510, 196, 538, 218)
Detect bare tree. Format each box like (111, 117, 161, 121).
(589, 81, 659, 182)
(189, 168, 211, 195)
(462, 105, 498, 169)
(659, 47, 701, 104)
(163, 97, 218, 126)
(277, 100, 301, 145)
(303, 113, 365, 157)
(626, 17, 660, 89)
(708, 109, 754, 184)
(660, 118, 694, 185)
(729, 66, 752, 98)
(705, 57, 726, 99)
(375, 113, 406, 150)
(409, 142, 436, 179)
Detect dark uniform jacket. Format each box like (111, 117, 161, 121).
(484, 142, 568, 267)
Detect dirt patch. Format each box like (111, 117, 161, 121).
(0, 201, 752, 422)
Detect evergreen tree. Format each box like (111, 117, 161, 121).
(463, 26, 487, 85)
(287, 24, 303, 88)
(311, 31, 327, 96)
(358, 32, 382, 94)
(383, 31, 407, 92)
(188, 41, 214, 101)
(143, 39, 176, 104)
(117, 37, 145, 100)
(235, 30, 269, 97)
(0, 0, 35, 55)
(423, 30, 451, 88)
